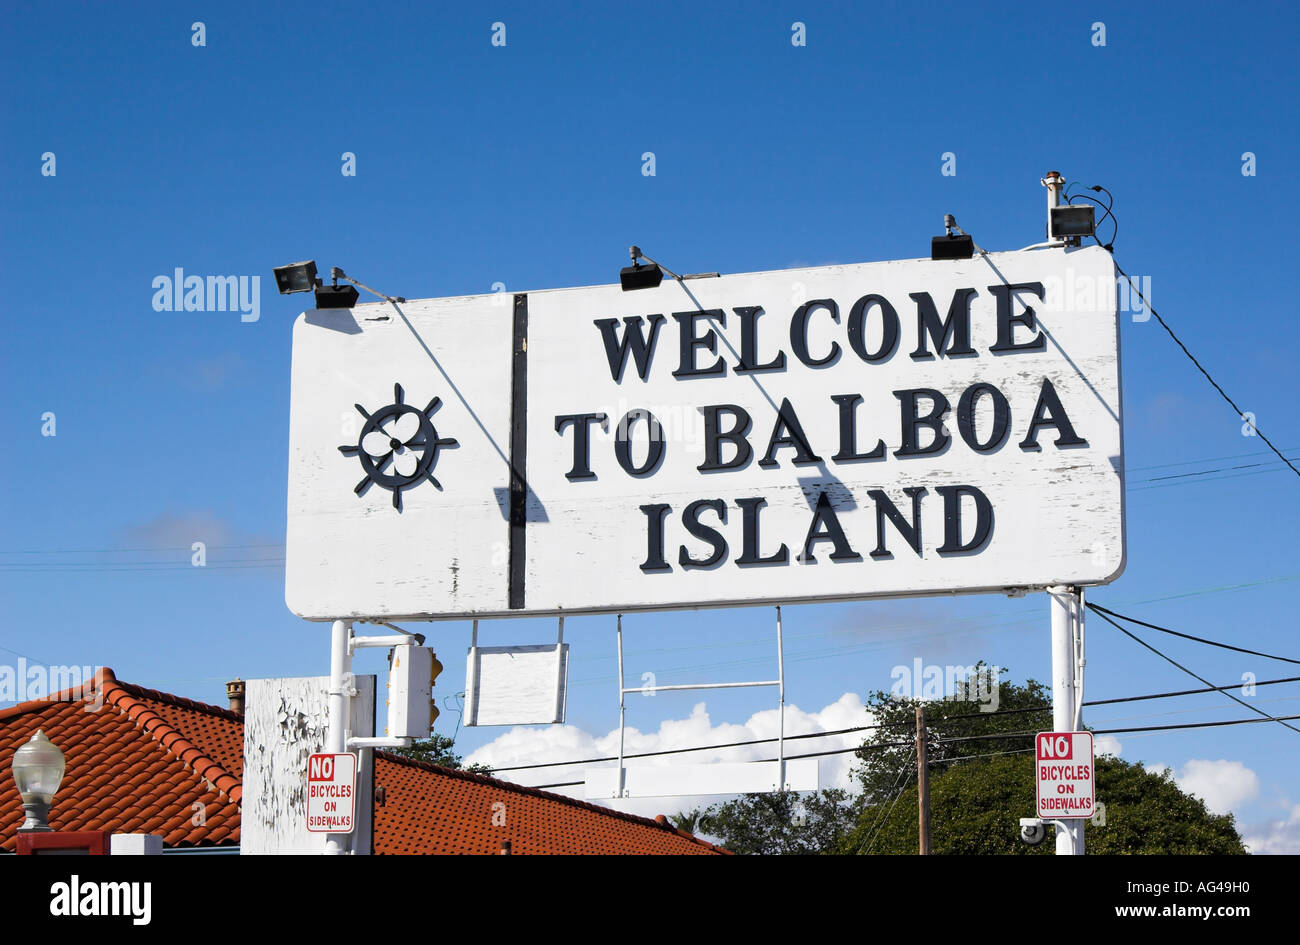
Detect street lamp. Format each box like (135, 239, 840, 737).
(12, 730, 65, 832)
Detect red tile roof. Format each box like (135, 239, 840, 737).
(0, 669, 727, 855)
(0, 669, 241, 849)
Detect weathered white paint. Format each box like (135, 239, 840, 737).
(287, 246, 1123, 619)
(584, 758, 818, 799)
(241, 675, 374, 855)
(286, 300, 514, 619)
(464, 643, 569, 726)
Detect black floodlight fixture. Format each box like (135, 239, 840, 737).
(619, 245, 719, 291)
(931, 214, 981, 260)
(273, 260, 319, 295)
(931, 234, 974, 260)
(314, 283, 361, 308)
(1050, 203, 1096, 240)
(273, 260, 407, 310)
(620, 245, 665, 291)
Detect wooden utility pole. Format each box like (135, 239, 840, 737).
(916, 705, 931, 855)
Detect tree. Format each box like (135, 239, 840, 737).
(668, 810, 705, 834)
(387, 733, 493, 774)
(692, 667, 1247, 854)
(854, 664, 1049, 802)
(841, 753, 1247, 855)
(695, 789, 860, 855)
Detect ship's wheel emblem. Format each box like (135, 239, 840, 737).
(338, 383, 458, 510)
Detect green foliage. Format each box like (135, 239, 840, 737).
(840, 754, 1247, 855)
(854, 664, 1050, 802)
(692, 789, 861, 855)
(387, 733, 493, 775)
(691, 666, 1247, 855)
(668, 810, 705, 834)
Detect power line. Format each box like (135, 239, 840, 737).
(1087, 606, 1300, 737)
(857, 745, 916, 854)
(524, 713, 1300, 789)
(1128, 445, 1299, 473)
(1113, 257, 1300, 481)
(1087, 602, 1300, 666)
(488, 675, 1300, 779)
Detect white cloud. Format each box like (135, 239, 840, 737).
(1243, 804, 1300, 855)
(465, 693, 871, 819)
(1094, 735, 1122, 758)
(1144, 759, 1260, 816)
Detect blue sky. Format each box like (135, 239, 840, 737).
(2, 2, 1298, 850)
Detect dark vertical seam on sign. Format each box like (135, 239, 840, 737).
(508, 293, 529, 609)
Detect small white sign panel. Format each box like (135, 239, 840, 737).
(287, 246, 1123, 620)
(306, 752, 357, 834)
(464, 643, 569, 726)
(1035, 731, 1095, 819)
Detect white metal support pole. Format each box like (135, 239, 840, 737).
(1048, 586, 1085, 855)
(776, 606, 786, 790)
(326, 618, 354, 855)
(616, 614, 626, 799)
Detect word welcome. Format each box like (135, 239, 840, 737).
(554, 283, 1088, 573)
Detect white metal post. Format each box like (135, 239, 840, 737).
(325, 618, 353, 855)
(616, 614, 626, 799)
(776, 606, 786, 790)
(1048, 586, 1085, 855)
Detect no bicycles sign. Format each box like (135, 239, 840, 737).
(306, 752, 356, 833)
(1036, 731, 1095, 819)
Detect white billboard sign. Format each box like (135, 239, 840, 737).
(287, 245, 1123, 620)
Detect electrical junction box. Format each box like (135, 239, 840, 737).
(386, 645, 442, 738)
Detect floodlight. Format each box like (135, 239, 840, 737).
(314, 284, 361, 309)
(620, 262, 665, 291)
(1050, 204, 1096, 240)
(273, 260, 320, 295)
(931, 233, 974, 260)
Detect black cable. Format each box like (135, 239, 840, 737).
(489, 723, 893, 772)
(857, 745, 917, 854)
(492, 673, 1300, 773)
(1088, 602, 1300, 666)
(1086, 674, 1300, 705)
(1112, 257, 1300, 480)
(526, 714, 1300, 787)
(1068, 193, 1116, 249)
(1088, 606, 1300, 736)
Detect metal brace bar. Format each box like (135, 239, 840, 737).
(611, 606, 790, 797)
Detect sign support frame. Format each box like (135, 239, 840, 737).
(1047, 585, 1086, 855)
(605, 606, 792, 799)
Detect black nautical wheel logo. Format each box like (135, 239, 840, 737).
(338, 383, 458, 510)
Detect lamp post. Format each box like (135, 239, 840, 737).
(12, 730, 65, 832)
